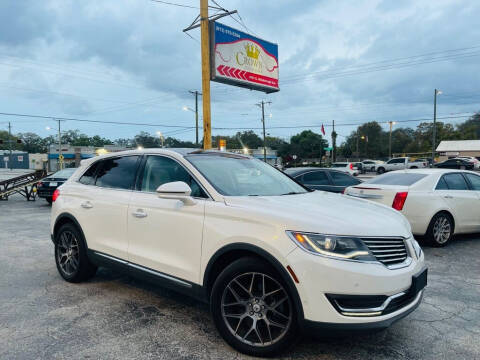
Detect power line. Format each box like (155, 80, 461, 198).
(149, 0, 198, 9)
(0, 112, 195, 129)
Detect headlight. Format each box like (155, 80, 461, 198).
(287, 231, 376, 261)
(411, 238, 422, 259)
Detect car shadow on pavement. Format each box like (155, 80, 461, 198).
(85, 266, 411, 359)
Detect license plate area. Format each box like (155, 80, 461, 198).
(49, 182, 58, 187)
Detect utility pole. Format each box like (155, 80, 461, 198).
(331, 120, 337, 163)
(189, 90, 202, 145)
(56, 119, 63, 170)
(8, 122, 12, 170)
(356, 129, 359, 159)
(256, 100, 271, 163)
(432, 89, 441, 163)
(200, 0, 211, 149)
(388, 121, 396, 159)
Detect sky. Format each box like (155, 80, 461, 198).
(0, 0, 479, 146)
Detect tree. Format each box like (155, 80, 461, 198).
(289, 130, 328, 160)
(17, 132, 46, 153)
(134, 131, 159, 148)
(456, 113, 480, 139)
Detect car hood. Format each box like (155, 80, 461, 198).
(223, 190, 411, 238)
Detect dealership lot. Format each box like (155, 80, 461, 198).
(1, 195, 479, 360)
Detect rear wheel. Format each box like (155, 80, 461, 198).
(55, 223, 97, 282)
(46, 197, 52, 205)
(426, 212, 453, 247)
(210, 257, 299, 357)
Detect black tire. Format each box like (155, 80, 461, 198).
(410, 166, 418, 169)
(377, 167, 385, 174)
(54, 223, 97, 283)
(460, 165, 466, 170)
(46, 197, 52, 205)
(210, 257, 299, 357)
(426, 212, 454, 247)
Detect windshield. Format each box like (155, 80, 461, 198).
(332, 163, 347, 168)
(365, 172, 427, 186)
(186, 155, 308, 196)
(51, 168, 76, 178)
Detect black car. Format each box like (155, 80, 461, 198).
(37, 168, 76, 204)
(284, 167, 362, 193)
(434, 158, 474, 170)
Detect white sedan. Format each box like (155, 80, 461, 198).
(345, 169, 480, 246)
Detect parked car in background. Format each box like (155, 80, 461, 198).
(455, 156, 480, 169)
(434, 158, 474, 170)
(284, 167, 362, 193)
(37, 168, 76, 204)
(375, 157, 428, 174)
(331, 162, 359, 176)
(345, 169, 480, 246)
(50, 149, 426, 356)
(362, 159, 383, 172)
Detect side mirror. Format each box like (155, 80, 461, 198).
(156, 181, 197, 206)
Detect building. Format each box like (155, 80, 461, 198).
(436, 140, 480, 161)
(48, 144, 131, 171)
(0, 151, 29, 169)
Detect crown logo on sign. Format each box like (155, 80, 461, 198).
(244, 43, 260, 59)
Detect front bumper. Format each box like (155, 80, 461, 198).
(286, 246, 426, 325)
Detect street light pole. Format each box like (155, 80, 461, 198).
(200, 0, 211, 149)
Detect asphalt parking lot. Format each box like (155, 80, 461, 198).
(1, 195, 479, 360)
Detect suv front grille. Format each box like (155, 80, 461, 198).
(362, 238, 408, 266)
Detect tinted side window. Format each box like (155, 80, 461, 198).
(443, 173, 468, 190)
(95, 156, 140, 190)
(435, 177, 449, 190)
(140, 156, 207, 198)
(465, 173, 480, 190)
(79, 161, 100, 185)
(330, 171, 358, 186)
(302, 171, 329, 185)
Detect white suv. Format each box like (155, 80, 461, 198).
(51, 149, 427, 357)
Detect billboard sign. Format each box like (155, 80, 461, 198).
(211, 21, 279, 93)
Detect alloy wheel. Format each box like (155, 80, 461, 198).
(433, 215, 451, 244)
(221, 272, 292, 347)
(57, 230, 80, 276)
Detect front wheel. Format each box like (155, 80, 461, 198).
(426, 212, 453, 247)
(210, 257, 299, 357)
(55, 223, 97, 282)
(377, 167, 385, 174)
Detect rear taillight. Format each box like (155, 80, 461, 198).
(349, 163, 353, 170)
(392, 192, 408, 211)
(52, 189, 60, 202)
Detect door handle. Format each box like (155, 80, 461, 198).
(81, 201, 93, 209)
(443, 195, 453, 199)
(132, 209, 148, 218)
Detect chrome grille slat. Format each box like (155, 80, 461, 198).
(362, 238, 408, 266)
